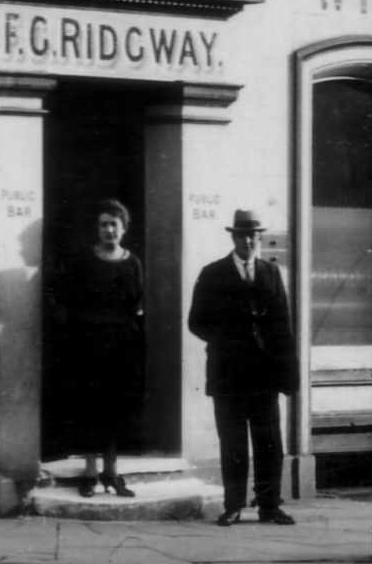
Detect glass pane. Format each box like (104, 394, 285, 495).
(312, 80, 372, 346)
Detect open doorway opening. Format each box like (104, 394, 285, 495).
(42, 81, 146, 460)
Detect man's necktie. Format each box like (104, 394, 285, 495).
(244, 260, 254, 283)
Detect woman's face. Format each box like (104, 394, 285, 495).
(97, 213, 126, 249)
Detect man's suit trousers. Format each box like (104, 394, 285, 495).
(213, 391, 283, 512)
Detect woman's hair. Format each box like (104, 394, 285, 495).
(95, 199, 131, 230)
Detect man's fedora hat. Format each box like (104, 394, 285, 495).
(225, 209, 267, 233)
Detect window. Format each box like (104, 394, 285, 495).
(312, 80, 372, 355)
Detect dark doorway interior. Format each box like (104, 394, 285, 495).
(42, 81, 146, 459)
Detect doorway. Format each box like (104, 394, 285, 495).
(42, 81, 146, 459)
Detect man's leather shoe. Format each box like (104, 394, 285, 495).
(217, 510, 241, 526)
(258, 508, 295, 525)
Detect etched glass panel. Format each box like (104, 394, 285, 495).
(312, 80, 372, 346)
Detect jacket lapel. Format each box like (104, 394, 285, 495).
(254, 258, 269, 288)
(222, 253, 246, 286)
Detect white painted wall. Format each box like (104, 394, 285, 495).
(183, 0, 372, 460)
(0, 100, 43, 479)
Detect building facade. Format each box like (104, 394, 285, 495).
(0, 0, 372, 511)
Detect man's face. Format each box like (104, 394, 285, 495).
(98, 213, 125, 249)
(233, 230, 261, 261)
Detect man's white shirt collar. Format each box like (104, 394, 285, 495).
(232, 252, 256, 281)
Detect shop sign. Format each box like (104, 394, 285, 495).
(1, 189, 36, 219)
(302, 0, 372, 14)
(189, 193, 220, 220)
(320, 0, 369, 12)
(0, 4, 225, 82)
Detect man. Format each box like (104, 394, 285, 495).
(188, 209, 298, 526)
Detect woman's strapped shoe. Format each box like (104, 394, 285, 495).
(78, 477, 97, 498)
(217, 510, 241, 526)
(258, 508, 295, 525)
(99, 473, 135, 497)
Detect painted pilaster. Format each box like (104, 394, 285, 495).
(0, 77, 56, 501)
(143, 83, 240, 456)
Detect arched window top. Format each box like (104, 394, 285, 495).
(296, 36, 372, 83)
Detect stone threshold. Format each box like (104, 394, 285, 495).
(29, 477, 223, 521)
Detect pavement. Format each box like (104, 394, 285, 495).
(1, 495, 372, 563)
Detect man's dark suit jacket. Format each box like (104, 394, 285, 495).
(188, 254, 299, 396)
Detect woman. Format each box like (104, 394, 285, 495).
(65, 199, 144, 497)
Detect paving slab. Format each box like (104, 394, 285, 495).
(0, 517, 57, 555)
(0, 498, 372, 564)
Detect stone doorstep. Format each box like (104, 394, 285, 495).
(33, 457, 226, 521)
(29, 478, 224, 521)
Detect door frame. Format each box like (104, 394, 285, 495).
(294, 36, 372, 452)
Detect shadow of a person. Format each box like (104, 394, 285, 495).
(0, 219, 42, 492)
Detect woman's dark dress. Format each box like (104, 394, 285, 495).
(65, 250, 144, 452)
